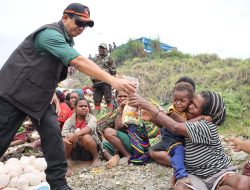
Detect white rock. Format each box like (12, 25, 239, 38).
(20, 156, 31, 169)
(7, 164, 23, 177)
(0, 165, 8, 175)
(28, 173, 42, 186)
(5, 158, 19, 165)
(23, 165, 36, 173)
(16, 174, 29, 190)
(20, 156, 36, 170)
(32, 158, 47, 171)
(0, 174, 10, 189)
(8, 176, 18, 188)
(39, 172, 46, 182)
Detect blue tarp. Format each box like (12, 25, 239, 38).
(135, 37, 176, 53)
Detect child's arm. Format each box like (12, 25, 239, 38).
(143, 110, 186, 127)
(168, 112, 187, 122)
(115, 99, 127, 130)
(188, 115, 212, 122)
(115, 108, 123, 130)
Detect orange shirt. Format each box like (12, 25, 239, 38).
(75, 118, 86, 129)
(58, 102, 73, 129)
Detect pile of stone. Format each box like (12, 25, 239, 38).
(0, 156, 48, 189)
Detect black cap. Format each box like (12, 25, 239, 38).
(64, 3, 94, 27)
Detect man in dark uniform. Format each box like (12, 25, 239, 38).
(0, 3, 134, 190)
(92, 43, 116, 114)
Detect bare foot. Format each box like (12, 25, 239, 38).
(106, 155, 120, 169)
(91, 158, 101, 167)
(66, 168, 73, 177)
(177, 177, 191, 184)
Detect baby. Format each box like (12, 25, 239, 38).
(163, 81, 194, 184)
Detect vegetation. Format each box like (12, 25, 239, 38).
(71, 39, 250, 137)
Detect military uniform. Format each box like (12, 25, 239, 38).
(92, 43, 116, 110)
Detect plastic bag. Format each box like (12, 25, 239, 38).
(121, 76, 141, 125)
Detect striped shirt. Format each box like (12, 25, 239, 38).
(185, 120, 231, 178)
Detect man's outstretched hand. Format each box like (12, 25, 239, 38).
(111, 78, 135, 94)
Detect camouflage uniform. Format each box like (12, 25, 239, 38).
(92, 43, 116, 106)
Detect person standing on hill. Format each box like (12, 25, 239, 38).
(92, 43, 117, 114)
(108, 43, 113, 53)
(0, 3, 134, 190)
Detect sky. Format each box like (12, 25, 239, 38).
(0, 0, 250, 68)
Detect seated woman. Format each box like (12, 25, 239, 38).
(58, 91, 79, 129)
(150, 82, 211, 182)
(62, 98, 102, 174)
(129, 91, 250, 190)
(10, 117, 34, 147)
(103, 90, 133, 168)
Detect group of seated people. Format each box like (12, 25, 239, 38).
(10, 76, 250, 189)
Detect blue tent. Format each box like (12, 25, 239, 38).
(135, 37, 176, 53)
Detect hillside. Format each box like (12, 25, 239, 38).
(71, 43, 250, 137)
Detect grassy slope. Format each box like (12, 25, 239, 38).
(117, 53, 250, 137)
(73, 51, 250, 137)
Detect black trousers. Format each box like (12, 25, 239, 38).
(0, 97, 67, 187)
(93, 83, 112, 104)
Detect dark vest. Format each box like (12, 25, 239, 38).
(0, 21, 69, 119)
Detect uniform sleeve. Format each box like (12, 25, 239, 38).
(185, 121, 213, 144)
(108, 57, 116, 75)
(34, 29, 80, 66)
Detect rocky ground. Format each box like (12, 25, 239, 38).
(2, 136, 250, 190)
(66, 143, 249, 190)
(67, 161, 172, 190)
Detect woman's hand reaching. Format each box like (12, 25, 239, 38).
(128, 93, 149, 108)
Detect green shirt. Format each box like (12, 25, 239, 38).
(34, 28, 80, 66)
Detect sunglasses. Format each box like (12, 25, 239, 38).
(72, 17, 89, 28)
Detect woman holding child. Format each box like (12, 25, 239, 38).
(129, 91, 250, 190)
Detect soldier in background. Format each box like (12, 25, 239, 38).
(113, 42, 117, 49)
(92, 43, 116, 114)
(88, 54, 93, 61)
(108, 44, 113, 53)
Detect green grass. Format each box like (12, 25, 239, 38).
(71, 39, 250, 137)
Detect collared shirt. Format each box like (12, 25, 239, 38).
(34, 27, 80, 66)
(167, 105, 187, 120)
